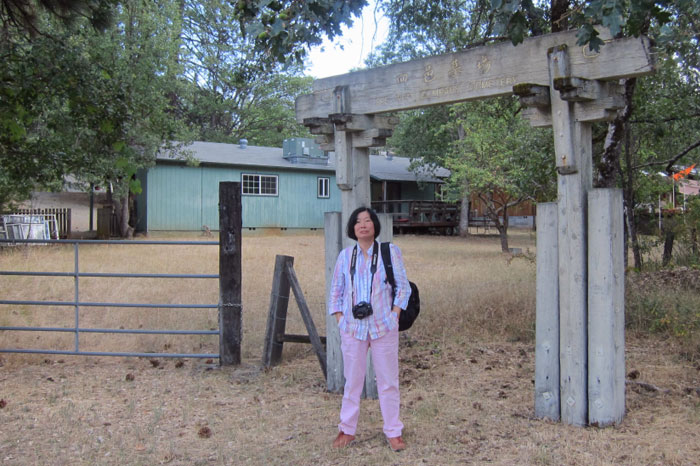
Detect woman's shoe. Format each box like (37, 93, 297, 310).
(332, 431, 355, 448)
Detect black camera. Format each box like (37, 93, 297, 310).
(352, 301, 373, 320)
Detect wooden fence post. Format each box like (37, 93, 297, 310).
(588, 189, 625, 426)
(262, 255, 293, 368)
(535, 202, 560, 420)
(219, 181, 242, 366)
(286, 261, 327, 378)
(325, 212, 344, 392)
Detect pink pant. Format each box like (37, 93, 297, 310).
(338, 326, 403, 438)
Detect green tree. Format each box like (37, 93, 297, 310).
(444, 98, 554, 251)
(0, 1, 186, 235)
(176, 0, 312, 146)
(620, 50, 700, 268)
(236, 0, 367, 64)
(1, 0, 366, 228)
(0, 0, 116, 35)
(376, 0, 554, 240)
(375, 0, 698, 265)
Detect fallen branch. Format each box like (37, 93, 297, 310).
(626, 380, 671, 394)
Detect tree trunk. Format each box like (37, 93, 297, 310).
(459, 188, 470, 237)
(622, 123, 643, 270)
(457, 126, 470, 237)
(597, 79, 637, 188)
(497, 221, 509, 252)
(113, 193, 134, 238)
(624, 204, 643, 269)
(662, 228, 675, 266)
(489, 207, 509, 252)
(550, 0, 570, 32)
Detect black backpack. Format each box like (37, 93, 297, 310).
(381, 242, 420, 331)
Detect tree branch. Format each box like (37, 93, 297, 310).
(626, 380, 671, 394)
(630, 112, 700, 124)
(632, 138, 700, 172)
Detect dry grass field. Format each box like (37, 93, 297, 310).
(1, 231, 699, 465)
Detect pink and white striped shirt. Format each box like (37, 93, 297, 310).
(329, 242, 411, 340)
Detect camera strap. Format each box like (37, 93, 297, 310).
(350, 241, 378, 306)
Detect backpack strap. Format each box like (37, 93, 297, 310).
(381, 242, 396, 300)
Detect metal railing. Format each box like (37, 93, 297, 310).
(0, 238, 220, 359)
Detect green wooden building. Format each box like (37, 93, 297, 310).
(135, 139, 446, 232)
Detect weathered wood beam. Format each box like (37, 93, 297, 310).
(308, 124, 334, 136)
(219, 182, 242, 366)
(521, 107, 553, 128)
(574, 81, 625, 123)
(513, 83, 551, 107)
(262, 255, 292, 368)
(303, 117, 332, 127)
(549, 45, 592, 427)
(535, 202, 560, 421)
(549, 45, 577, 173)
(314, 135, 335, 152)
(588, 189, 625, 427)
(352, 128, 392, 148)
(334, 85, 351, 113)
(296, 28, 654, 121)
(515, 83, 552, 128)
(554, 77, 601, 101)
(335, 131, 353, 189)
(329, 114, 399, 132)
(279, 334, 328, 344)
(286, 262, 327, 379)
(324, 212, 344, 393)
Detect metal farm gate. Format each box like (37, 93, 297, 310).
(0, 238, 221, 359)
(0, 182, 243, 363)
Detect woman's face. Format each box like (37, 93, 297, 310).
(354, 210, 375, 242)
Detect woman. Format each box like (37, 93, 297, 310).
(329, 206, 412, 452)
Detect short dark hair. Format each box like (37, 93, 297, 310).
(346, 206, 381, 240)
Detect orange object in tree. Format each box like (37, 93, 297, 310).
(672, 164, 696, 181)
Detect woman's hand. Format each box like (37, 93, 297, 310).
(392, 306, 401, 319)
(334, 312, 342, 324)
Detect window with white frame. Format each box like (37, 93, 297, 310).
(242, 174, 278, 196)
(318, 177, 330, 198)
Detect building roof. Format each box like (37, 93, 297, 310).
(157, 141, 449, 184)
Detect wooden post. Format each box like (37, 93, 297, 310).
(588, 189, 625, 426)
(286, 262, 327, 378)
(262, 255, 293, 368)
(535, 202, 560, 420)
(325, 212, 344, 392)
(549, 46, 592, 426)
(339, 145, 371, 248)
(377, 213, 394, 243)
(219, 181, 242, 366)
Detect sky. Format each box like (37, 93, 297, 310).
(304, 2, 389, 79)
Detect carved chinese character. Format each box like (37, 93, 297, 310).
(424, 64, 435, 83)
(448, 58, 462, 79)
(477, 55, 491, 74)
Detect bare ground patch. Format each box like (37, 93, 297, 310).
(1, 334, 698, 465)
